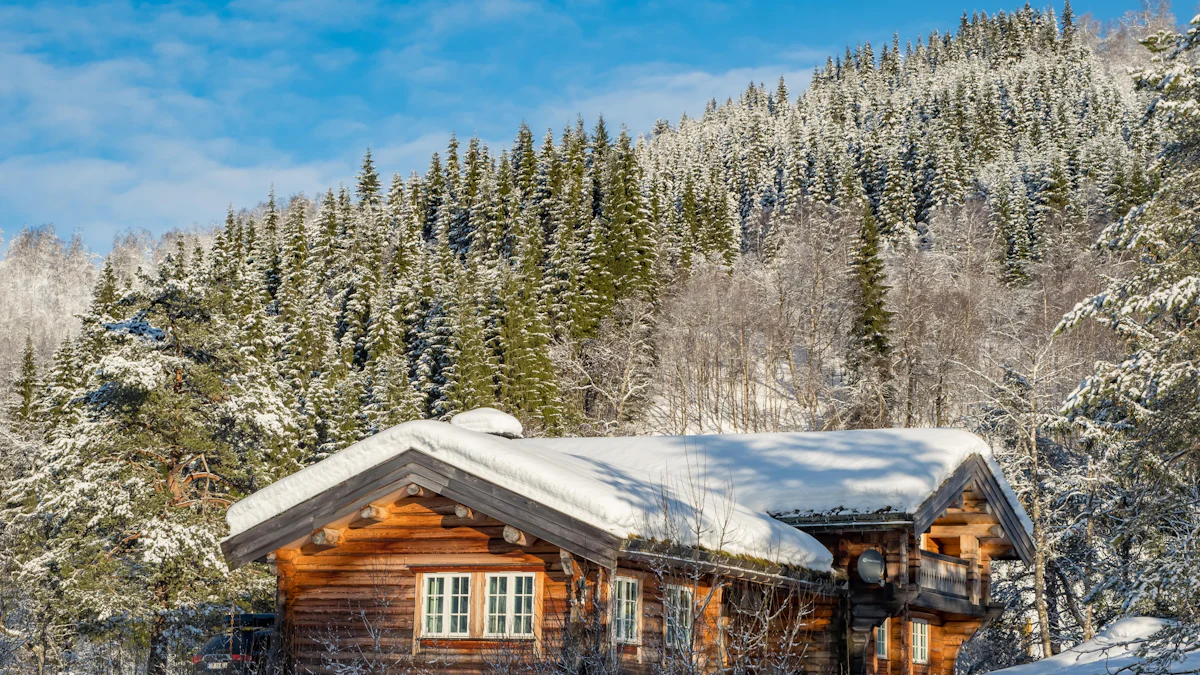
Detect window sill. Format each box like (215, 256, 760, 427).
(420, 637, 537, 647)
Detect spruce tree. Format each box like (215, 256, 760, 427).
(11, 335, 38, 424)
(1054, 17, 1200, 658)
(845, 205, 895, 428)
(444, 260, 498, 414)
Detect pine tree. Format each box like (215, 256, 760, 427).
(256, 187, 283, 300)
(11, 335, 38, 424)
(444, 260, 498, 414)
(357, 148, 381, 207)
(845, 204, 895, 428)
(600, 129, 657, 304)
(1056, 20, 1200, 658)
(11, 247, 280, 675)
(994, 177, 1033, 285)
(1060, 0, 1074, 44)
(497, 208, 563, 431)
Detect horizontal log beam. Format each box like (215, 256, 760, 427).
(406, 483, 429, 498)
(454, 504, 476, 520)
(503, 525, 529, 547)
(937, 512, 1001, 525)
(302, 527, 343, 554)
(928, 524, 1003, 539)
(349, 504, 390, 529)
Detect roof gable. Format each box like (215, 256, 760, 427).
(221, 420, 834, 573)
(220, 448, 623, 569)
(913, 454, 1035, 563)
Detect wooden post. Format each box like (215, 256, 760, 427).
(961, 535, 981, 606)
(272, 550, 296, 666)
(559, 549, 581, 624)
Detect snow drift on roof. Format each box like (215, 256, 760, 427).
(224, 420, 834, 572)
(991, 618, 1200, 675)
(449, 407, 524, 438)
(520, 428, 1033, 534)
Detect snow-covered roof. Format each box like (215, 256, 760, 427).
(992, 618, 1200, 675)
(225, 420, 1033, 572)
(519, 428, 1033, 534)
(224, 420, 835, 572)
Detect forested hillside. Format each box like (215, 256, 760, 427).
(3, 4, 1197, 673)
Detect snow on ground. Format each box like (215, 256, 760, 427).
(521, 428, 1032, 534)
(991, 618, 1200, 675)
(449, 407, 524, 438)
(224, 420, 834, 572)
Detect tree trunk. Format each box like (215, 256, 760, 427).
(146, 582, 170, 675)
(1028, 402, 1054, 659)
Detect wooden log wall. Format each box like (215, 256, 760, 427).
(867, 610, 984, 675)
(274, 492, 847, 674)
(277, 494, 574, 674)
(811, 524, 990, 675)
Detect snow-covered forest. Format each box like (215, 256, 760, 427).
(2, 2, 1199, 673)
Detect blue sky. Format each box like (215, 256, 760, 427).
(1, 0, 1145, 252)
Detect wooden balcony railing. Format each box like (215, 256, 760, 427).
(918, 551, 971, 600)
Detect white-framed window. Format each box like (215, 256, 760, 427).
(875, 618, 889, 659)
(485, 573, 536, 638)
(422, 573, 471, 637)
(612, 576, 640, 644)
(911, 619, 929, 664)
(664, 584, 694, 650)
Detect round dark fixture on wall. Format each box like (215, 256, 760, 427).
(857, 549, 886, 585)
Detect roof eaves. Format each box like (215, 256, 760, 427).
(619, 539, 844, 595)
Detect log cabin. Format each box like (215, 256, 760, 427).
(220, 408, 1034, 674)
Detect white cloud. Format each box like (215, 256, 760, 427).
(393, 0, 551, 36)
(0, 0, 830, 254)
(313, 48, 361, 72)
(373, 132, 460, 174)
(0, 141, 349, 250)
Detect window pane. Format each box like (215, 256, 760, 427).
(488, 576, 508, 635)
(665, 586, 694, 649)
(912, 621, 929, 663)
(449, 576, 470, 635)
(613, 578, 639, 643)
(425, 577, 445, 635)
(876, 619, 888, 658)
(512, 575, 535, 635)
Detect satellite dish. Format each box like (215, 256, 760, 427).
(857, 549, 886, 585)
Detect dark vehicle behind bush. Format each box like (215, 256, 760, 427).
(192, 614, 273, 675)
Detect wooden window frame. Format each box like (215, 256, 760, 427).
(483, 572, 538, 640)
(876, 617, 889, 659)
(612, 575, 642, 645)
(664, 584, 694, 650)
(911, 619, 929, 664)
(420, 572, 472, 639)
